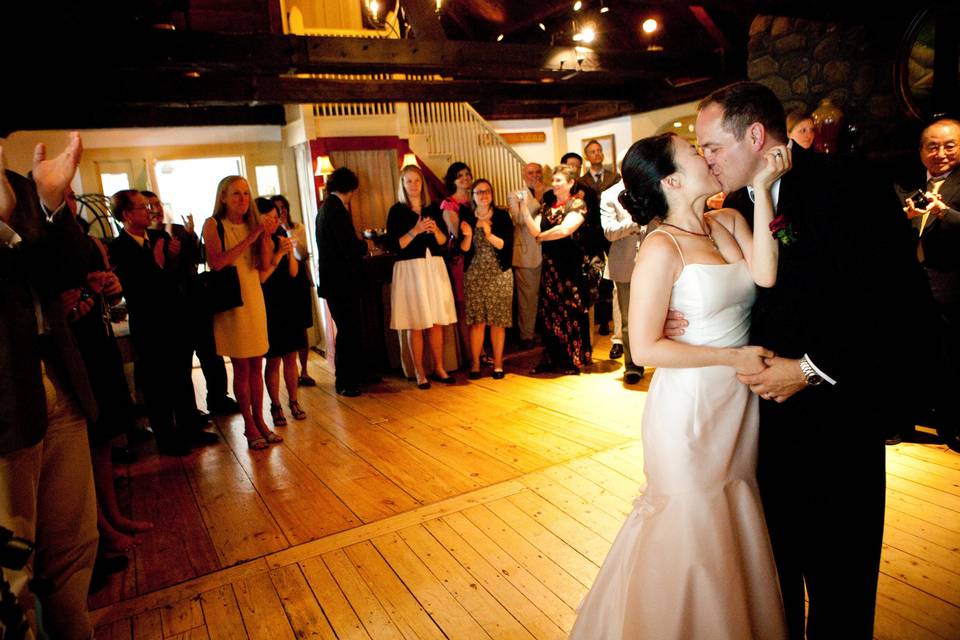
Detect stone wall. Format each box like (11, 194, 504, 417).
(747, 15, 916, 157)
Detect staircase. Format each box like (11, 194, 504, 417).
(311, 93, 526, 205)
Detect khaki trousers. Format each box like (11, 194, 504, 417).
(513, 265, 541, 341)
(0, 365, 98, 640)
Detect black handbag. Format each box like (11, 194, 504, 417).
(199, 219, 243, 315)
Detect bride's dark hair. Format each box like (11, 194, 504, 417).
(618, 133, 678, 225)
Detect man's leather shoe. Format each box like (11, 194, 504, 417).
(598, 322, 610, 336)
(157, 441, 193, 457)
(519, 338, 536, 350)
(336, 387, 361, 397)
(208, 396, 240, 415)
(885, 434, 903, 446)
(111, 446, 137, 465)
(89, 554, 129, 594)
(188, 430, 219, 446)
(624, 367, 644, 384)
(530, 361, 555, 374)
(609, 343, 624, 360)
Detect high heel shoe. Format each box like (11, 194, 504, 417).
(428, 372, 456, 384)
(289, 400, 307, 420)
(270, 403, 287, 427)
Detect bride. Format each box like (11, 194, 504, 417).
(569, 133, 790, 639)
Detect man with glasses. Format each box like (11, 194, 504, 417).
(143, 191, 239, 417)
(109, 190, 218, 455)
(894, 117, 960, 451)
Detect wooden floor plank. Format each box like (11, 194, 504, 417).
(564, 457, 643, 501)
(873, 602, 946, 640)
(182, 441, 289, 566)
(881, 523, 960, 578)
(875, 573, 960, 639)
(299, 556, 372, 640)
(894, 442, 960, 472)
(216, 426, 362, 544)
(280, 421, 420, 522)
(342, 541, 446, 640)
(886, 475, 960, 514)
(128, 455, 220, 599)
(506, 490, 616, 561)
(463, 503, 593, 598)
(231, 571, 294, 639)
(132, 608, 163, 640)
(886, 488, 960, 533)
(160, 597, 204, 636)
(442, 511, 577, 630)
(422, 517, 567, 640)
(371, 532, 492, 639)
(322, 548, 407, 640)
(397, 524, 536, 639)
(520, 470, 627, 537)
(199, 585, 247, 640)
(540, 464, 632, 518)
(884, 507, 960, 551)
(880, 543, 960, 606)
(269, 564, 338, 640)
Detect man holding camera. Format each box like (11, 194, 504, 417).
(894, 117, 960, 450)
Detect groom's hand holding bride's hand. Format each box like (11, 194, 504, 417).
(738, 356, 807, 403)
(732, 346, 775, 376)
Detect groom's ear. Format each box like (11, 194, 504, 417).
(747, 123, 766, 151)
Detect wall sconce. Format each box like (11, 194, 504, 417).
(401, 152, 419, 168)
(315, 155, 335, 176)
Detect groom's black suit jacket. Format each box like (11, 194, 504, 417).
(723, 145, 934, 639)
(724, 145, 930, 407)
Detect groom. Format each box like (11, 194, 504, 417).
(683, 82, 930, 639)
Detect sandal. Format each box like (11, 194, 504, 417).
(261, 429, 283, 444)
(289, 400, 307, 420)
(270, 403, 287, 427)
(245, 433, 269, 450)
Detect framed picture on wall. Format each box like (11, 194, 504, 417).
(581, 134, 617, 175)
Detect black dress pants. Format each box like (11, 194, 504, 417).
(758, 389, 886, 640)
(326, 294, 363, 391)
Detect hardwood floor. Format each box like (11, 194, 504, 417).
(90, 344, 960, 639)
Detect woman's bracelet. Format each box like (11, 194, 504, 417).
(406, 230, 416, 240)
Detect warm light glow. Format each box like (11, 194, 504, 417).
(574, 1, 582, 11)
(401, 153, 419, 168)
(497, 33, 504, 42)
(580, 25, 595, 43)
(673, 121, 682, 128)
(369, 0, 379, 15)
(539, 22, 546, 31)
(315, 155, 335, 176)
(600, 5, 609, 13)
(642, 18, 658, 34)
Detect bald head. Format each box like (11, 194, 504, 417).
(523, 162, 543, 188)
(920, 118, 960, 177)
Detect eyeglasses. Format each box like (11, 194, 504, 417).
(924, 143, 958, 155)
(473, 189, 492, 195)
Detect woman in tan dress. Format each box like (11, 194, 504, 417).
(204, 175, 281, 450)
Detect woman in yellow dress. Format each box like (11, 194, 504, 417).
(203, 175, 281, 450)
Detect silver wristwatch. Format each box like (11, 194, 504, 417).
(798, 355, 823, 386)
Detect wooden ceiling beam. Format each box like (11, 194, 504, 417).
(114, 31, 722, 81)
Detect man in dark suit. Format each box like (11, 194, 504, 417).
(109, 190, 217, 455)
(315, 167, 369, 397)
(143, 190, 239, 417)
(692, 82, 929, 638)
(894, 117, 960, 450)
(583, 139, 621, 194)
(0, 134, 100, 639)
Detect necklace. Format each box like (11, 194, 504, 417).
(659, 222, 717, 248)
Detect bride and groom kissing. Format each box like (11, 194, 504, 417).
(570, 82, 930, 639)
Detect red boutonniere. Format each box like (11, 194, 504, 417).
(769, 214, 798, 246)
(440, 198, 461, 213)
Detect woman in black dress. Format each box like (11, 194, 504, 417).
(518, 165, 591, 374)
(258, 197, 308, 426)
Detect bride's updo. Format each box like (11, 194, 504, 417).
(618, 133, 678, 225)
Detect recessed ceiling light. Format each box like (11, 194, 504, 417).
(574, 1, 582, 11)
(497, 34, 504, 42)
(539, 23, 546, 31)
(642, 18, 658, 34)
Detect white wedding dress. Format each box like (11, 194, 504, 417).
(570, 232, 787, 639)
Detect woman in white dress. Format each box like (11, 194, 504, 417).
(569, 133, 790, 639)
(386, 165, 458, 389)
